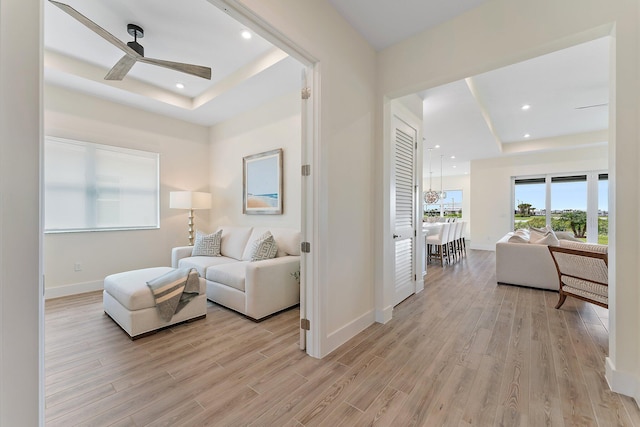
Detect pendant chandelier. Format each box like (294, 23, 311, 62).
(439, 154, 447, 200)
(424, 148, 440, 204)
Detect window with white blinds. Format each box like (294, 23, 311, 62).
(44, 136, 160, 232)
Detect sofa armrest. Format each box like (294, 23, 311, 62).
(171, 246, 193, 268)
(244, 256, 301, 320)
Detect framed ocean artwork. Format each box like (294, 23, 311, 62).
(243, 148, 283, 215)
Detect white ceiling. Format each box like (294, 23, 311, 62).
(44, 0, 304, 126)
(327, 0, 490, 51)
(420, 36, 610, 176)
(44, 1, 610, 178)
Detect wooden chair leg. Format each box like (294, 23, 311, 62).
(555, 292, 567, 309)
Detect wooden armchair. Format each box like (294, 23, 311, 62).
(548, 242, 608, 309)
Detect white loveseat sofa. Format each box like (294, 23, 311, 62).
(172, 226, 300, 320)
(495, 228, 605, 291)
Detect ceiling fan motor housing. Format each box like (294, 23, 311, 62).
(127, 40, 144, 56)
(126, 23, 144, 56)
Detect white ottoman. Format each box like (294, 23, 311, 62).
(103, 267, 207, 339)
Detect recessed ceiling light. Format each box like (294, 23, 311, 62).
(450, 155, 455, 159)
(435, 144, 440, 148)
(453, 165, 457, 168)
(175, 82, 185, 89)
(241, 30, 252, 39)
(524, 133, 531, 138)
(521, 104, 531, 110)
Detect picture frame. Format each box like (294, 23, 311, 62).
(243, 148, 283, 215)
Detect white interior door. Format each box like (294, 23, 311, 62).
(392, 116, 417, 305)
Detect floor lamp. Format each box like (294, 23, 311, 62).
(170, 191, 211, 245)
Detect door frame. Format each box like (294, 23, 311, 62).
(379, 97, 424, 323)
(205, 0, 322, 357)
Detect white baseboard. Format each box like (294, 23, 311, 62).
(606, 357, 640, 406)
(375, 305, 393, 324)
(326, 309, 375, 355)
(45, 280, 103, 300)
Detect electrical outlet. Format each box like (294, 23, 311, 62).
(74, 262, 82, 272)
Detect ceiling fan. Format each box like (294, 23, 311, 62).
(48, 1, 212, 81)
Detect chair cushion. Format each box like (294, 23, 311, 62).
(562, 276, 608, 305)
(559, 240, 608, 254)
(206, 262, 249, 292)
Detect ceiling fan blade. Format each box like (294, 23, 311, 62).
(104, 55, 138, 80)
(48, 1, 139, 58)
(137, 57, 212, 80)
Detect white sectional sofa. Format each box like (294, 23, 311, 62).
(495, 228, 604, 291)
(172, 226, 301, 320)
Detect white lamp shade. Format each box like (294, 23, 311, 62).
(170, 191, 211, 210)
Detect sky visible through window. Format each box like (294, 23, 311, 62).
(515, 180, 608, 212)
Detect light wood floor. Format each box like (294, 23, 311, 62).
(45, 250, 640, 426)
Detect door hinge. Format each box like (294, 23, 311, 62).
(414, 230, 417, 237)
(301, 164, 311, 176)
(300, 318, 311, 330)
(301, 241, 311, 253)
(301, 87, 311, 100)
(414, 274, 417, 281)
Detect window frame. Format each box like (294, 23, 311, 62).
(512, 171, 607, 244)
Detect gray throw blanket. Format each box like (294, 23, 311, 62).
(146, 268, 200, 322)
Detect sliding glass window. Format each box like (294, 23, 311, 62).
(513, 172, 607, 244)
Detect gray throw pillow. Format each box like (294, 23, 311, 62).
(192, 230, 222, 256)
(250, 231, 278, 261)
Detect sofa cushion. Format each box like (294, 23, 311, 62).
(218, 226, 253, 260)
(178, 256, 237, 278)
(191, 230, 222, 256)
(250, 231, 278, 261)
(206, 261, 249, 292)
(508, 229, 530, 243)
(270, 228, 301, 257)
(242, 227, 301, 260)
(555, 231, 582, 242)
(529, 226, 559, 246)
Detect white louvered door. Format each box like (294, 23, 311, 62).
(392, 116, 417, 305)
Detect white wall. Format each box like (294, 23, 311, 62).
(208, 90, 301, 230)
(43, 85, 211, 298)
(377, 0, 640, 403)
(0, 0, 41, 424)
(235, 0, 377, 356)
(469, 146, 607, 250)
